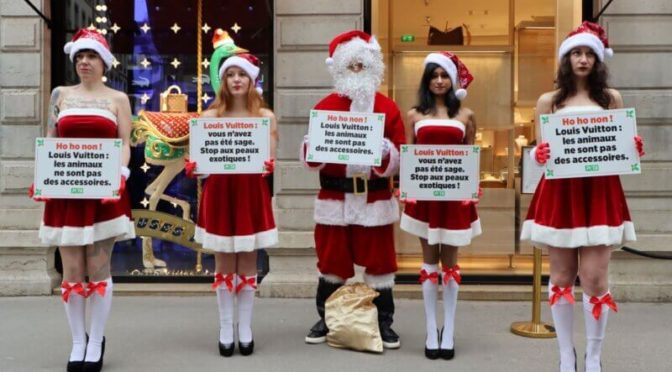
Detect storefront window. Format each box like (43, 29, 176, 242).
(374, 0, 580, 268)
(55, 0, 273, 279)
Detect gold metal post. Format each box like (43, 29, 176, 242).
(510, 247, 556, 338)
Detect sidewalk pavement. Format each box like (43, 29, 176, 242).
(1, 296, 669, 372)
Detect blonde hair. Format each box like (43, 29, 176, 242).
(208, 71, 264, 116)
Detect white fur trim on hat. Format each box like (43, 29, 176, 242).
(219, 55, 260, 80)
(423, 53, 465, 100)
(64, 38, 114, 69)
(558, 32, 610, 61)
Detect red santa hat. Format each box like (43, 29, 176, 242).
(63, 28, 114, 69)
(423, 52, 474, 100)
(558, 21, 613, 61)
(219, 53, 263, 95)
(325, 30, 380, 66)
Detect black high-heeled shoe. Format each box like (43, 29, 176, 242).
(83, 337, 105, 372)
(219, 341, 234, 357)
(424, 329, 440, 360)
(438, 328, 455, 360)
(67, 333, 89, 372)
(238, 340, 254, 356)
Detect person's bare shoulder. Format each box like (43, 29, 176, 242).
(200, 108, 218, 118)
(536, 91, 557, 114)
(406, 108, 421, 122)
(259, 107, 276, 119)
(607, 88, 623, 108)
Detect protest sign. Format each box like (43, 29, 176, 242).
(521, 146, 544, 194)
(400, 144, 480, 201)
(306, 110, 385, 166)
(540, 108, 640, 179)
(189, 117, 270, 174)
(33, 138, 121, 199)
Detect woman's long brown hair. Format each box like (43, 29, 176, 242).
(552, 53, 613, 110)
(208, 71, 264, 116)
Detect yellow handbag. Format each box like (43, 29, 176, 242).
(325, 283, 383, 353)
(160, 85, 188, 113)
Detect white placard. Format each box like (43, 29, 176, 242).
(189, 117, 270, 174)
(399, 144, 480, 201)
(521, 146, 544, 194)
(33, 138, 121, 199)
(306, 110, 385, 166)
(540, 108, 641, 179)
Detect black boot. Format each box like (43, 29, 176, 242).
(305, 277, 342, 344)
(373, 288, 400, 349)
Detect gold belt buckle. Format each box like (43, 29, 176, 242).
(352, 173, 368, 195)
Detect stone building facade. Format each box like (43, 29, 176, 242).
(0, 0, 670, 300)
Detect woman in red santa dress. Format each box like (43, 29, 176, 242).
(399, 52, 480, 360)
(521, 22, 644, 372)
(31, 29, 135, 372)
(185, 53, 278, 357)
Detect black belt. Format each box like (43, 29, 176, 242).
(320, 175, 390, 195)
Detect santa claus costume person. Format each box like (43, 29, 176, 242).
(400, 52, 481, 360)
(521, 22, 643, 372)
(301, 30, 406, 349)
(185, 53, 278, 357)
(33, 29, 135, 372)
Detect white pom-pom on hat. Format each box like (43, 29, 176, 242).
(454, 89, 467, 100)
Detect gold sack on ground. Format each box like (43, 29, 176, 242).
(325, 283, 383, 353)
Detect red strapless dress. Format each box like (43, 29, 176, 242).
(39, 108, 135, 246)
(400, 119, 481, 246)
(520, 106, 636, 248)
(194, 173, 278, 252)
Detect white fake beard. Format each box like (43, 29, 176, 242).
(333, 69, 380, 109)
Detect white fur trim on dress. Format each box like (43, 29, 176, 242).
(371, 139, 400, 178)
(320, 273, 346, 284)
(194, 226, 278, 252)
(314, 197, 399, 226)
(39, 215, 135, 246)
(400, 213, 482, 246)
(520, 220, 636, 248)
(364, 272, 395, 289)
(415, 119, 465, 136)
(58, 108, 117, 124)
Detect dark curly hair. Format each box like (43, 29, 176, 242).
(552, 53, 612, 110)
(414, 62, 461, 118)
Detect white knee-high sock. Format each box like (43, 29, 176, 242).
(549, 283, 576, 372)
(583, 291, 617, 372)
(420, 263, 439, 349)
(440, 264, 461, 350)
(236, 274, 257, 344)
(61, 281, 87, 362)
(85, 278, 113, 363)
(214, 273, 236, 345)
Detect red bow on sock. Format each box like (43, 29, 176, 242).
(61, 281, 85, 303)
(235, 275, 257, 294)
(549, 285, 575, 306)
(212, 273, 235, 292)
(86, 281, 108, 298)
(442, 265, 462, 285)
(419, 269, 439, 284)
(590, 293, 618, 320)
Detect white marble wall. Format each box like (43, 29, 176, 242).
(0, 0, 59, 295)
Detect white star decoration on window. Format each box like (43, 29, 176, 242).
(110, 23, 121, 33)
(201, 93, 212, 104)
(231, 23, 241, 34)
(201, 23, 211, 34)
(140, 58, 151, 69)
(111, 58, 120, 69)
(201, 58, 210, 69)
(170, 23, 181, 34)
(140, 163, 150, 173)
(140, 197, 150, 208)
(170, 58, 181, 69)
(140, 93, 150, 104)
(140, 23, 151, 33)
